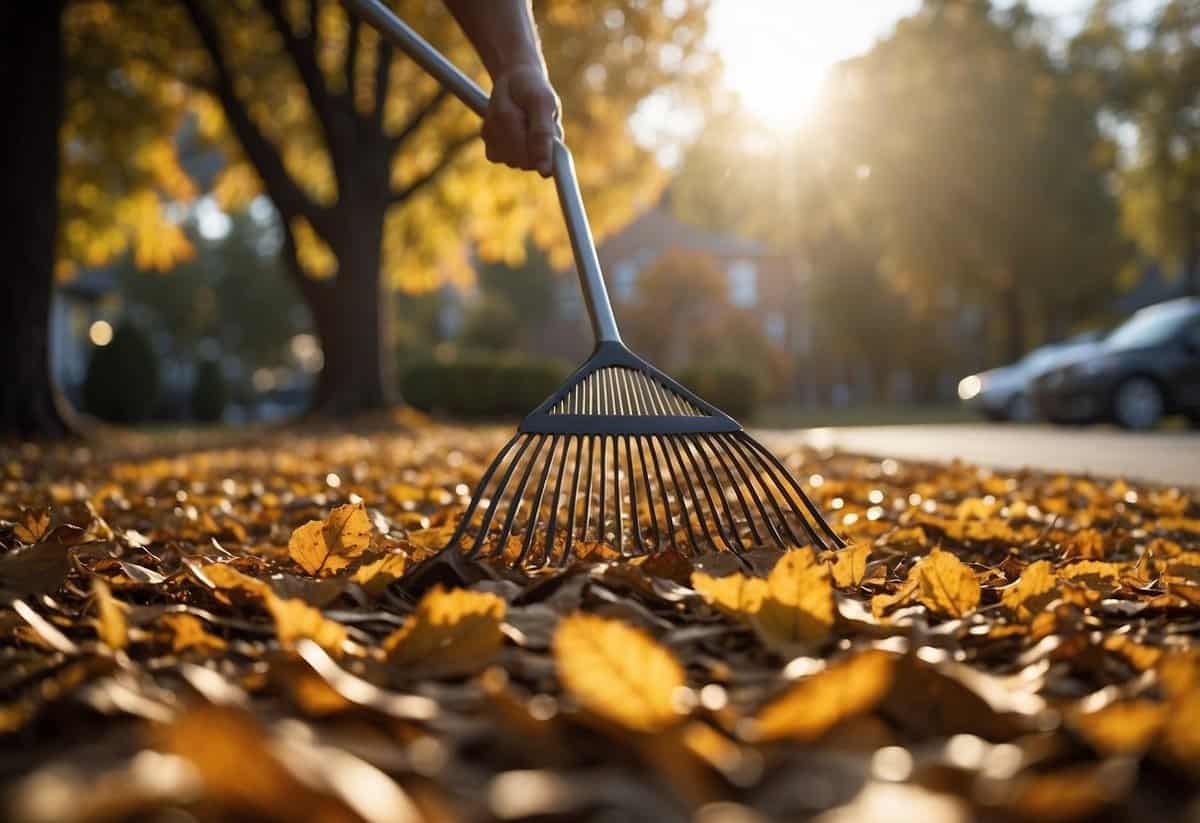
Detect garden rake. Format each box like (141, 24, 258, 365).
(347, 0, 845, 568)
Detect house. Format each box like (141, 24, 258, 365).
(531, 193, 813, 368)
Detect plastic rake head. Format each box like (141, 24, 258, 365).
(442, 342, 844, 568)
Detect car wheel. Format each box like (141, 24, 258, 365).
(1113, 377, 1165, 430)
(1007, 393, 1034, 423)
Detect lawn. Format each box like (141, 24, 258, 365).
(2, 417, 1199, 822)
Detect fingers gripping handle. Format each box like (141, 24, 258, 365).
(342, 0, 622, 345)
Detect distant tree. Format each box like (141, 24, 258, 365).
(1073, 0, 1199, 293)
(621, 249, 728, 368)
(83, 322, 161, 423)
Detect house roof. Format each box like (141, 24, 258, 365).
(595, 200, 770, 265)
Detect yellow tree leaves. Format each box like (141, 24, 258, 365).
(830, 543, 872, 588)
(553, 613, 687, 733)
(1001, 560, 1058, 620)
(265, 594, 349, 655)
(91, 578, 128, 650)
(288, 503, 373, 576)
(161, 613, 228, 653)
(915, 548, 981, 618)
(691, 548, 834, 652)
(384, 586, 505, 674)
(751, 650, 895, 742)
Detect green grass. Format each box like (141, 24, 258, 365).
(750, 403, 977, 429)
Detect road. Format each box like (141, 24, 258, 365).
(762, 424, 1200, 489)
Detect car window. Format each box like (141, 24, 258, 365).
(1106, 303, 1200, 350)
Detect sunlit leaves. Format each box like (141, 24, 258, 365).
(384, 585, 505, 674)
(914, 548, 980, 618)
(752, 549, 835, 651)
(553, 613, 687, 732)
(161, 613, 228, 653)
(90, 578, 128, 650)
(287, 502, 373, 576)
(830, 543, 872, 588)
(1001, 559, 1058, 620)
(266, 593, 348, 654)
(750, 650, 895, 742)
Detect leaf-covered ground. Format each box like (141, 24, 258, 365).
(2, 418, 1200, 822)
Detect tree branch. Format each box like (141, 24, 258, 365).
(180, 0, 326, 231)
(389, 133, 474, 204)
(371, 42, 393, 128)
(345, 14, 361, 103)
(387, 88, 451, 154)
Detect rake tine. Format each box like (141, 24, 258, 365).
(612, 435, 626, 557)
(444, 434, 520, 552)
(663, 435, 717, 554)
(559, 436, 585, 568)
(491, 434, 548, 560)
(656, 436, 702, 554)
(713, 432, 785, 548)
(739, 438, 826, 548)
(465, 434, 535, 558)
(704, 435, 765, 546)
(736, 433, 845, 549)
(623, 436, 647, 555)
(678, 435, 743, 557)
(722, 432, 806, 548)
(581, 434, 596, 543)
(516, 435, 560, 568)
(635, 436, 663, 551)
(644, 434, 678, 551)
(686, 434, 748, 556)
(540, 435, 571, 567)
(598, 435, 609, 544)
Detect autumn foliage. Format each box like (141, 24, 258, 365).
(1, 423, 1200, 820)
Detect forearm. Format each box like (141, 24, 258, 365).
(443, 0, 545, 77)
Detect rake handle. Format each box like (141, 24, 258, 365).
(342, 0, 623, 345)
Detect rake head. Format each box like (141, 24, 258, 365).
(443, 342, 844, 568)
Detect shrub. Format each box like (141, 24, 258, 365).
(400, 353, 570, 418)
(678, 365, 763, 420)
(82, 321, 160, 424)
(460, 294, 520, 351)
(192, 359, 227, 423)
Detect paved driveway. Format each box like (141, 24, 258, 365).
(762, 424, 1200, 489)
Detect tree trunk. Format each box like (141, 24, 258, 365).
(307, 208, 393, 417)
(0, 1, 71, 439)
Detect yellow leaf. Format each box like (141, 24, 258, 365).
(871, 576, 919, 619)
(831, 543, 871, 588)
(91, 578, 128, 650)
(691, 570, 766, 618)
(13, 509, 51, 544)
(915, 548, 980, 618)
(1070, 700, 1166, 755)
(265, 594, 348, 654)
(1000, 559, 1058, 621)
(161, 613, 227, 653)
(751, 650, 895, 741)
(200, 563, 271, 597)
(752, 548, 835, 650)
(553, 612, 687, 733)
(351, 552, 408, 597)
(1158, 689, 1200, 774)
(1059, 560, 1122, 594)
(384, 585, 505, 673)
(287, 502, 373, 576)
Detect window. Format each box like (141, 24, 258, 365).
(728, 260, 757, 307)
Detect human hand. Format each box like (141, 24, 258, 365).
(482, 64, 561, 177)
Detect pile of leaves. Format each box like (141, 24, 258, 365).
(2, 420, 1200, 822)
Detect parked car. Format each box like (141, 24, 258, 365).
(1032, 298, 1200, 430)
(958, 331, 1103, 421)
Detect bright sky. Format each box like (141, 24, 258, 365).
(707, 0, 1158, 130)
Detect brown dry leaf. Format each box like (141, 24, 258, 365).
(384, 585, 505, 674)
(200, 563, 272, 597)
(0, 541, 71, 602)
(830, 543, 871, 588)
(161, 613, 227, 653)
(915, 548, 980, 618)
(288, 502, 373, 576)
(691, 570, 767, 618)
(91, 578, 128, 650)
(751, 650, 895, 741)
(1159, 689, 1200, 773)
(13, 509, 51, 544)
(1001, 559, 1059, 621)
(350, 552, 408, 597)
(1070, 700, 1167, 754)
(265, 593, 348, 654)
(553, 612, 687, 733)
(871, 576, 920, 619)
(750, 548, 835, 652)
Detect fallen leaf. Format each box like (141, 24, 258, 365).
(13, 509, 51, 544)
(751, 650, 895, 741)
(752, 548, 835, 651)
(830, 543, 871, 588)
(1070, 700, 1166, 754)
(200, 563, 271, 597)
(288, 502, 373, 576)
(1060, 560, 1122, 595)
(0, 541, 71, 603)
(691, 570, 766, 618)
(384, 585, 505, 674)
(266, 594, 348, 654)
(915, 548, 980, 618)
(351, 552, 408, 596)
(161, 613, 227, 653)
(1001, 559, 1058, 621)
(91, 578, 128, 650)
(553, 612, 687, 733)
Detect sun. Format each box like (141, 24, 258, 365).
(708, 0, 920, 131)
